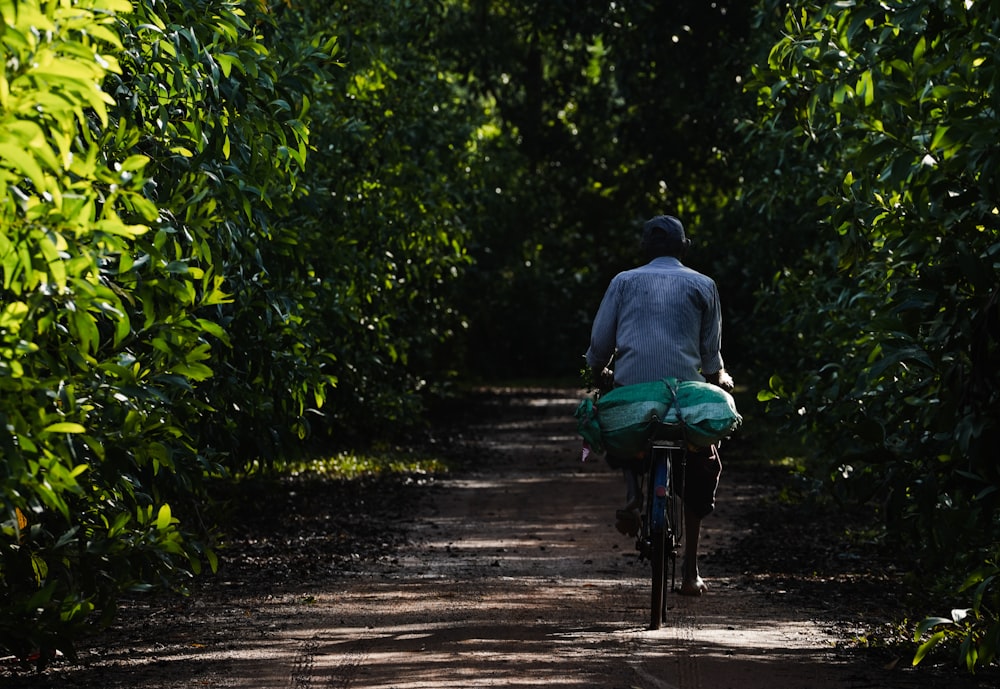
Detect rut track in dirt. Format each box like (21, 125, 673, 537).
(4, 387, 997, 688)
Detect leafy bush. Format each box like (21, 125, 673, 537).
(743, 0, 1000, 670)
(2, 0, 493, 661)
(271, 1, 481, 440)
(0, 0, 332, 662)
(914, 556, 1000, 673)
(107, 0, 339, 467)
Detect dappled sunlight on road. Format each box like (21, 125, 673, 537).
(20, 388, 977, 689)
(234, 436, 862, 689)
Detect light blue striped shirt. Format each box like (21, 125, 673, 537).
(585, 256, 724, 386)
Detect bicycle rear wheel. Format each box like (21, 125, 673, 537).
(649, 526, 667, 630)
(647, 447, 671, 630)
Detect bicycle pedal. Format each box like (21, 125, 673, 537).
(636, 538, 652, 560)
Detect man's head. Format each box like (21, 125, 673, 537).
(641, 214, 690, 259)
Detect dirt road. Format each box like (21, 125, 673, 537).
(6, 387, 995, 688)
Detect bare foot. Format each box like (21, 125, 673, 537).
(679, 576, 708, 596)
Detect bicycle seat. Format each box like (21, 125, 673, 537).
(649, 421, 685, 448)
(650, 438, 685, 450)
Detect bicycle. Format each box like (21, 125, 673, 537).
(582, 369, 702, 629)
(630, 429, 686, 630)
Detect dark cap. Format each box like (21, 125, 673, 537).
(642, 214, 687, 245)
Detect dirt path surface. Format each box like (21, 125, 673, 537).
(5, 387, 997, 688)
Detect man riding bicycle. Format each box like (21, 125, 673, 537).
(585, 214, 733, 597)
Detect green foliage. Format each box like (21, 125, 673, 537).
(0, 0, 333, 662)
(267, 0, 480, 440)
(914, 555, 1000, 672)
(106, 0, 338, 466)
(0, 0, 189, 660)
(286, 450, 448, 481)
(742, 0, 1000, 670)
(107, 0, 353, 465)
(3, 0, 487, 660)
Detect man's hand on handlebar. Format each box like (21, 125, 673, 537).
(705, 369, 735, 392)
(592, 366, 614, 394)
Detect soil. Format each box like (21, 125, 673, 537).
(3, 386, 999, 688)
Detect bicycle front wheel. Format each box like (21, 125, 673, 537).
(649, 526, 667, 630)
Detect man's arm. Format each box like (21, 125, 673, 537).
(585, 279, 620, 371)
(700, 279, 726, 385)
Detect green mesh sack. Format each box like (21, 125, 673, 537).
(576, 378, 742, 456)
(574, 398, 604, 452)
(673, 380, 743, 446)
(585, 379, 679, 458)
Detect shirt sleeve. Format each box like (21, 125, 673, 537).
(699, 280, 725, 374)
(585, 279, 619, 369)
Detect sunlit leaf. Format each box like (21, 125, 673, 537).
(155, 503, 173, 531)
(43, 422, 87, 434)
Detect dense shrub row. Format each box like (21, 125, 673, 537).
(0, 0, 482, 661)
(0, 0, 329, 659)
(742, 0, 1000, 670)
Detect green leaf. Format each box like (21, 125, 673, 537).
(72, 309, 100, 354)
(914, 616, 952, 641)
(53, 526, 80, 549)
(913, 631, 946, 666)
(206, 548, 219, 573)
(170, 362, 214, 381)
(960, 567, 997, 593)
(155, 503, 173, 531)
(930, 125, 951, 151)
(114, 309, 132, 346)
(0, 301, 29, 330)
(856, 70, 874, 107)
(30, 553, 49, 585)
(43, 422, 87, 434)
(108, 512, 131, 538)
(0, 142, 47, 190)
(971, 576, 996, 614)
(195, 318, 231, 344)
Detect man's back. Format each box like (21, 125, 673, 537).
(586, 256, 723, 387)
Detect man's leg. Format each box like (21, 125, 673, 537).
(680, 506, 707, 595)
(622, 466, 641, 510)
(606, 453, 641, 536)
(676, 444, 722, 596)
